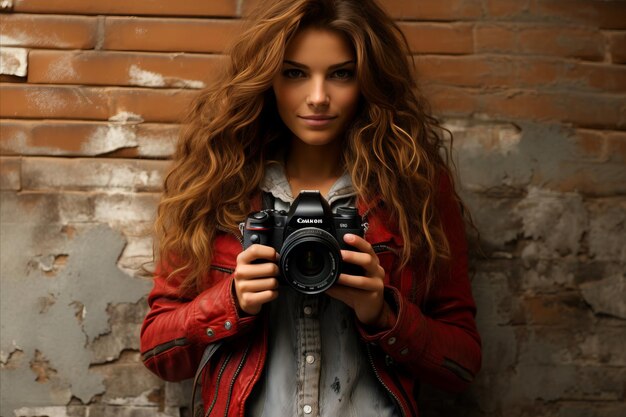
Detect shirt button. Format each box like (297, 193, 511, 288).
(206, 328, 214, 337)
(303, 405, 312, 414)
(400, 348, 409, 355)
(303, 305, 312, 316)
(224, 321, 232, 330)
(306, 354, 315, 364)
(387, 337, 396, 345)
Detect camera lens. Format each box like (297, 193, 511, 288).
(280, 227, 341, 294)
(295, 247, 325, 277)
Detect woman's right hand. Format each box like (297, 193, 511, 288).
(233, 244, 280, 315)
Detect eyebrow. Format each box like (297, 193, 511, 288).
(283, 59, 356, 70)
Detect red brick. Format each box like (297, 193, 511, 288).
(422, 85, 480, 117)
(476, 24, 605, 61)
(241, 0, 484, 20)
(1, 84, 110, 120)
(0, 84, 196, 122)
(0, 156, 21, 190)
(531, 0, 626, 30)
(549, 162, 626, 195)
(28, 50, 225, 88)
(518, 60, 626, 93)
(380, 0, 483, 21)
(21, 157, 168, 192)
(425, 85, 625, 128)
(0, 120, 178, 158)
(571, 129, 626, 165)
(484, 0, 530, 17)
(573, 129, 608, 162)
(475, 24, 520, 54)
(416, 56, 625, 93)
(479, 89, 625, 129)
(399, 22, 474, 54)
(13, 0, 237, 17)
(606, 131, 626, 163)
(103, 17, 243, 53)
(522, 294, 592, 326)
(608, 32, 626, 64)
(415, 55, 519, 88)
(113, 88, 195, 123)
(0, 14, 98, 49)
(520, 26, 604, 61)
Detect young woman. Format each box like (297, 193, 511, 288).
(140, 1, 481, 416)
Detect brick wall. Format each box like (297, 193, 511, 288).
(1, 1, 625, 416)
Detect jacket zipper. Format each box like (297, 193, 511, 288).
(210, 265, 235, 274)
(204, 351, 233, 417)
(366, 344, 406, 417)
(217, 224, 244, 248)
(222, 343, 251, 417)
(372, 243, 399, 255)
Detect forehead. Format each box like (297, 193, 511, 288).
(284, 27, 355, 65)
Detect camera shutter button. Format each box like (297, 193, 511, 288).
(250, 234, 260, 244)
(253, 212, 268, 220)
(337, 207, 357, 215)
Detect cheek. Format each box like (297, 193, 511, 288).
(337, 86, 360, 115)
(274, 84, 301, 113)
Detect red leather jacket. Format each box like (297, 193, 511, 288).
(140, 176, 481, 417)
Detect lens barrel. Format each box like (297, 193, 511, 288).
(279, 227, 341, 294)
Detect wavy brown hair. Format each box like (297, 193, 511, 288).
(155, 0, 460, 297)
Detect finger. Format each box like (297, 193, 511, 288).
(341, 250, 376, 268)
(342, 233, 375, 255)
(337, 273, 383, 292)
(325, 285, 357, 308)
(237, 277, 280, 293)
(235, 262, 280, 280)
(237, 244, 277, 265)
(239, 290, 279, 315)
(341, 250, 384, 278)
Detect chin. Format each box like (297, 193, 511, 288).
(293, 130, 342, 146)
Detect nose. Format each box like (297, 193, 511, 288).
(306, 76, 329, 108)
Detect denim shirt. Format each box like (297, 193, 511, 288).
(246, 162, 399, 417)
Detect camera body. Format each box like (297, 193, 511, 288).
(242, 190, 365, 294)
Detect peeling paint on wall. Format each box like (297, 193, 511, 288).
(0, 220, 151, 415)
(128, 64, 205, 89)
(85, 124, 139, 155)
(0, 46, 28, 76)
(0, 0, 13, 10)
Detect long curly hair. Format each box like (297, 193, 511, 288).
(155, 0, 459, 296)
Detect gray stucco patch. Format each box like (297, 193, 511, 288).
(1, 220, 151, 416)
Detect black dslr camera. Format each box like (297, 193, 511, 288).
(242, 191, 365, 294)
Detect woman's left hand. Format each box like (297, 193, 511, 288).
(325, 234, 393, 329)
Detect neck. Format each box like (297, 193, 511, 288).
(285, 137, 343, 182)
(284, 136, 345, 199)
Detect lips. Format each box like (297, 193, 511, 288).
(298, 115, 337, 127)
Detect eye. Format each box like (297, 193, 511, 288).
(283, 68, 306, 79)
(331, 68, 355, 80)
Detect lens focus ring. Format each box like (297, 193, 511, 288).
(279, 227, 341, 294)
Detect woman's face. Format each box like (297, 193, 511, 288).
(272, 27, 360, 147)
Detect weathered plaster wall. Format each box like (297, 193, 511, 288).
(1, 0, 625, 416)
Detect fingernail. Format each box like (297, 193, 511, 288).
(344, 234, 354, 242)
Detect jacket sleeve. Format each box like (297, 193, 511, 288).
(357, 175, 481, 392)
(140, 259, 258, 382)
